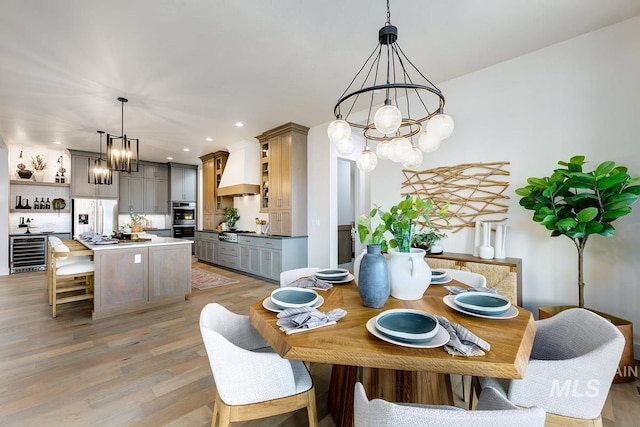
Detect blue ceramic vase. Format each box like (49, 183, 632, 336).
(358, 244, 390, 308)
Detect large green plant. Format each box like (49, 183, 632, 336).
(516, 155, 640, 308)
(357, 195, 448, 252)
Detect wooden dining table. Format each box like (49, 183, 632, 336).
(249, 280, 535, 427)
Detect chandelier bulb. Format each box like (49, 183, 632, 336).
(402, 146, 424, 169)
(328, 119, 352, 143)
(374, 103, 402, 135)
(426, 113, 454, 140)
(418, 132, 442, 152)
(335, 137, 356, 155)
(388, 136, 412, 162)
(376, 140, 391, 160)
(357, 146, 378, 172)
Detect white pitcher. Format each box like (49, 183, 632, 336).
(387, 248, 432, 300)
(494, 224, 507, 259)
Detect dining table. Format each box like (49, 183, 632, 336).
(249, 278, 535, 427)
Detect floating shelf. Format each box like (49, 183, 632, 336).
(10, 209, 70, 213)
(10, 180, 70, 188)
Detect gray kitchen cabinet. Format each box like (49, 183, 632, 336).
(70, 150, 119, 199)
(143, 164, 169, 180)
(216, 241, 238, 269)
(119, 174, 144, 214)
(143, 177, 168, 214)
(194, 231, 217, 264)
(150, 229, 171, 237)
(239, 244, 260, 274)
(170, 164, 197, 202)
(237, 235, 307, 282)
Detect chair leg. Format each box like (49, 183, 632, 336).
(469, 376, 481, 410)
(306, 386, 318, 427)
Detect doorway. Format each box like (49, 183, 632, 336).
(337, 158, 362, 271)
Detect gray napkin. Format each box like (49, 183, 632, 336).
(444, 285, 497, 295)
(276, 306, 347, 333)
(287, 275, 333, 290)
(436, 315, 490, 357)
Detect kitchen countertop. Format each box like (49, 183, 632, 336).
(196, 230, 307, 239)
(78, 236, 193, 250)
(10, 231, 71, 236)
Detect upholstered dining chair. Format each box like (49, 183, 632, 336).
(280, 267, 321, 287)
(353, 382, 545, 427)
(440, 269, 487, 288)
(478, 308, 624, 426)
(199, 303, 318, 427)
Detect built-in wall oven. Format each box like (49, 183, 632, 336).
(172, 201, 196, 240)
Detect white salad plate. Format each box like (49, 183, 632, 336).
(430, 275, 452, 285)
(262, 295, 324, 313)
(366, 317, 449, 349)
(443, 295, 519, 319)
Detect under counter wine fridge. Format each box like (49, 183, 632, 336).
(10, 235, 47, 274)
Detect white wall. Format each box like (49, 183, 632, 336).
(0, 136, 9, 275)
(308, 17, 640, 354)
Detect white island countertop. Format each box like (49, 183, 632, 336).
(78, 236, 193, 250)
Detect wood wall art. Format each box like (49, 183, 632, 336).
(402, 161, 510, 233)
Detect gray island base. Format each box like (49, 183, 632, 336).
(78, 237, 193, 320)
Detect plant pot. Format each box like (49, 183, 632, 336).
(131, 224, 143, 233)
(539, 305, 635, 384)
(387, 248, 431, 300)
(32, 170, 45, 182)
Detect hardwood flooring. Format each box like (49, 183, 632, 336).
(0, 261, 638, 426)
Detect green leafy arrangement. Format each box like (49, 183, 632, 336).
(412, 229, 447, 251)
(516, 155, 640, 307)
(224, 207, 240, 229)
(357, 195, 448, 253)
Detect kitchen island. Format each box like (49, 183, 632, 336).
(78, 236, 192, 320)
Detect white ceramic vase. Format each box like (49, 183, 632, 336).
(387, 248, 432, 300)
(479, 222, 494, 260)
(473, 220, 482, 257)
(33, 170, 45, 182)
(494, 224, 507, 259)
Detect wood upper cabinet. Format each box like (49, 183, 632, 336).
(169, 164, 197, 202)
(70, 150, 120, 199)
(256, 122, 308, 236)
(200, 151, 232, 231)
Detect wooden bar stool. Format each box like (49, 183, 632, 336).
(48, 239, 95, 318)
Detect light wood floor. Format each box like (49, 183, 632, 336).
(0, 261, 638, 426)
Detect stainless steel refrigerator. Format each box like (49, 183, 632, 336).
(72, 198, 119, 238)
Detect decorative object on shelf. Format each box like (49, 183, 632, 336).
(412, 228, 447, 254)
(56, 155, 66, 183)
(129, 210, 147, 233)
(31, 154, 47, 182)
(328, 0, 453, 172)
(52, 198, 66, 216)
(16, 150, 33, 179)
(89, 130, 113, 185)
(255, 217, 267, 234)
(107, 97, 139, 173)
(494, 224, 507, 259)
(224, 207, 240, 230)
(357, 244, 389, 308)
(516, 155, 640, 308)
(472, 220, 482, 256)
(402, 161, 510, 232)
(478, 222, 494, 260)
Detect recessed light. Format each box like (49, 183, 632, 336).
(205, 137, 213, 142)
(183, 148, 190, 152)
(235, 122, 244, 127)
(167, 156, 173, 160)
(53, 141, 62, 145)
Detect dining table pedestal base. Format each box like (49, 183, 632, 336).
(328, 364, 454, 427)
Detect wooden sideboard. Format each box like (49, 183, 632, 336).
(425, 252, 522, 306)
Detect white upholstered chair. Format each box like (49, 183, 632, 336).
(47, 237, 94, 318)
(441, 268, 487, 288)
(354, 382, 545, 427)
(279, 267, 321, 287)
(479, 308, 624, 426)
(199, 303, 318, 427)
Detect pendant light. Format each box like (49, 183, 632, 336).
(88, 130, 113, 185)
(106, 97, 139, 173)
(329, 0, 454, 172)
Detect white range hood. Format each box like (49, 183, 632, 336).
(217, 140, 261, 196)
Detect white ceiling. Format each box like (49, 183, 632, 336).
(1, 0, 639, 165)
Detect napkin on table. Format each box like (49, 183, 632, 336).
(276, 306, 347, 335)
(444, 285, 497, 295)
(287, 275, 333, 290)
(436, 315, 490, 357)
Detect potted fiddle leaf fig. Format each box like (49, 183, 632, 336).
(516, 155, 640, 308)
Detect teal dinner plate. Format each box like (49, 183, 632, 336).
(454, 292, 511, 315)
(375, 309, 439, 342)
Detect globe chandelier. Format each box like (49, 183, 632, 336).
(328, 0, 454, 172)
